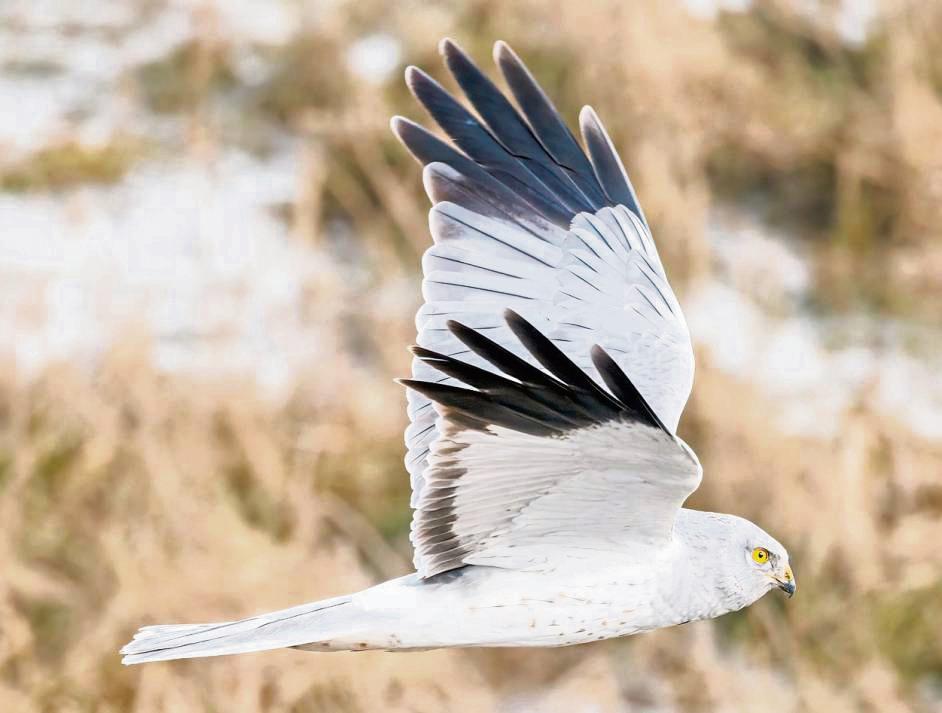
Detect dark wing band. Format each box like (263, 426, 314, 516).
(401, 309, 667, 438)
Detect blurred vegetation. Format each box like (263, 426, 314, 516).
(136, 41, 237, 114)
(0, 138, 148, 192)
(875, 581, 942, 684)
(1, 0, 941, 712)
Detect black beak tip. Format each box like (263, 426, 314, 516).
(779, 581, 796, 598)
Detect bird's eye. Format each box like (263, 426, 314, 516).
(751, 547, 770, 564)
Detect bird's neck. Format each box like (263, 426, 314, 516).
(668, 510, 755, 622)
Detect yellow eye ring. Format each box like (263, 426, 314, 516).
(752, 547, 770, 564)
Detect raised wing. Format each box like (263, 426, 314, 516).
(401, 310, 701, 578)
(393, 39, 695, 575)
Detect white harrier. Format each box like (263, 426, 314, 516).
(122, 39, 795, 665)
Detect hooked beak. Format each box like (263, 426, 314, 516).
(775, 566, 796, 598)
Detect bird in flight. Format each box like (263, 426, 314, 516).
(121, 38, 795, 665)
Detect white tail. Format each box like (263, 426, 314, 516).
(121, 594, 354, 664)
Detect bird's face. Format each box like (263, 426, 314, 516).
(741, 528, 795, 599)
(714, 515, 796, 604)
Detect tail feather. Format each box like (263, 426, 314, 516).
(121, 595, 353, 664)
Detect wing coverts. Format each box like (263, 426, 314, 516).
(402, 311, 699, 578)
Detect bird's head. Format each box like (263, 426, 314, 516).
(732, 518, 796, 601)
(681, 512, 797, 609)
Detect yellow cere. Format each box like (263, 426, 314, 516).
(752, 547, 770, 564)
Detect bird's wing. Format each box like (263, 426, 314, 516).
(401, 310, 701, 577)
(393, 39, 695, 576)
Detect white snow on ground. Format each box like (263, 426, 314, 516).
(0, 0, 302, 154)
(0, 1, 192, 153)
(0, 0, 350, 396)
(0, 147, 341, 395)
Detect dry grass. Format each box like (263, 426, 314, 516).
(0, 137, 149, 192)
(2, 0, 942, 711)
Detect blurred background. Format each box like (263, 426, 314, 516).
(0, 0, 940, 711)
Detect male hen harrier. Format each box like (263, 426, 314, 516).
(122, 39, 795, 664)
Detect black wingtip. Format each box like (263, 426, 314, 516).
(404, 64, 421, 86)
(502, 307, 525, 327)
(393, 378, 435, 398)
(410, 345, 449, 362)
(405, 65, 442, 103)
(589, 344, 616, 380)
(578, 105, 598, 128)
(404, 65, 426, 96)
(403, 318, 668, 439)
(440, 37, 475, 74)
(439, 36, 460, 57)
(389, 115, 453, 168)
(389, 115, 407, 138)
(445, 319, 471, 337)
(492, 40, 529, 81)
(589, 344, 667, 432)
(492, 40, 513, 65)
(446, 318, 492, 353)
(502, 308, 539, 345)
(389, 115, 418, 141)
(503, 308, 541, 346)
(446, 319, 505, 356)
(389, 116, 432, 166)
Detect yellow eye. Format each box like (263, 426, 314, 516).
(752, 547, 770, 564)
